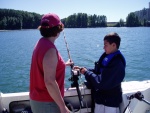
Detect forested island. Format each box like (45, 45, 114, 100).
(0, 9, 149, 30)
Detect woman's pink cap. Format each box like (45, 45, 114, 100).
(41, 13, 63, 28)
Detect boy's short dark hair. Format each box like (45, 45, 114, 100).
(104, 32, 121, 49)
(39, 23, 64, 38)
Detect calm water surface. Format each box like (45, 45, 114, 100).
(0, 27, 150, 93)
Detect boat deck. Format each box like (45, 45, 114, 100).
(0, 80, 150, 113)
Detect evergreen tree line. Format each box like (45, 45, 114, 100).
(0, 9, 41, 30)
(112, 12, 150, 27)
(0, 9, 107, 30)
(126, 12, 150, 27)
(0, 9, 149, 30)
(61, 13, 107, 28)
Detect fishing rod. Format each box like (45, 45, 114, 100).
(62, 30, 85, 109)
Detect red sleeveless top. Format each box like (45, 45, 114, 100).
(30, 38, 65, 102)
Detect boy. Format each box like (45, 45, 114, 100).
(74, 32, 126, 113)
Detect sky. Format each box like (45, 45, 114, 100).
(0, 0, 150, 22)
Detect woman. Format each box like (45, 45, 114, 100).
(30, 13, 72, 113)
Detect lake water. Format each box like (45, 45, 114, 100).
(0, 27, 150, 93)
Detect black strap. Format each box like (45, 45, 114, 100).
(123, 100, 131, 113)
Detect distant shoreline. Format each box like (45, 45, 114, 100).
(0, 29, 37, 31)
(0, 30, 9, 32)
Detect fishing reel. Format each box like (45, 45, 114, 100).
(71, 69, 81, 76)
(123, 91, 150, 113)
(68, 69, 85, 108)
(127, 91, 144, 101)
(68, 69, 81, 88)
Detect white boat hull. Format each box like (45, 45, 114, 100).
(0, 80, 150, 113)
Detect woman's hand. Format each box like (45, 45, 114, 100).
(65, 59, 74, 66)
(60, 106, 71, 113)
